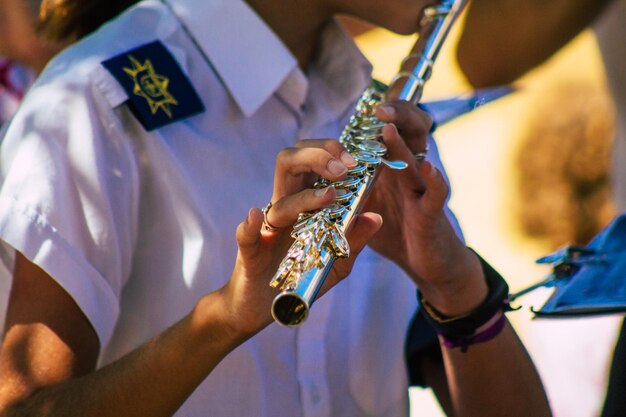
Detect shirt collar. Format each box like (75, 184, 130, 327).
(165, 0, 298, 117)
(273, 20, 373, 120)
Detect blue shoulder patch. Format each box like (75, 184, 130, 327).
(102, 41, 204, 131)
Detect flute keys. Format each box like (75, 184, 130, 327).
(314, 178, 331, 188)
(352, 150, 381, 168)
(351, 148, 407, 170)
(349, 124, 384, 141)
(328, 204, 346, 219)
(353, 139, 387, 156)
(355, 101, 377, 115)
(270, 258, 295, 289)
(425, 4, 452, 19)
(334, 176, 361, 190)
(334, 188, 353, 205)
(380, 158, 409, 170)
(347, 164, 366, 177)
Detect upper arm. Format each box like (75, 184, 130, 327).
(0, 76, 140, 350)
(0, 252, 100, 410)
(0, 62, 139, 412)
(456, 0, 614, 87)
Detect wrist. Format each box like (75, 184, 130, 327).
(418, 249, 512, 351)
(418, 247, 488, 316)
(192, 291, 249, 350)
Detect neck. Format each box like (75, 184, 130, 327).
(244, 0, 331, 70)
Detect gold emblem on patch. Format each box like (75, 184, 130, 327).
(123, 55, 178, 118)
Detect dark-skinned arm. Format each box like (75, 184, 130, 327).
(457, 0, 615, 88)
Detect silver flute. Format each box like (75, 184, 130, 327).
(270, 0, 467, 327)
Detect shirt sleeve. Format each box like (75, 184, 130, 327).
(0, 76, 140, 349)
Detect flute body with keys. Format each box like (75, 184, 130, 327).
(269, 0, 468, 327)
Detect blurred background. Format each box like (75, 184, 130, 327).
(351, 12, 620, 417)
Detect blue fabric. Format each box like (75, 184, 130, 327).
(420, 86, 513, 131)
(532, 214, 626, 317)
(102, 41, 204, 131)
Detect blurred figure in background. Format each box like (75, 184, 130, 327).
(0, 0, 58, 124)
(36, 0, 139, 43)
(0, 0, 137, 125)
(456, 1, 626, 416)
(0, 0, 59, 74)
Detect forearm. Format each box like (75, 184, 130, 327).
(415, 248, 550, 416)
(442, 322, 551, 417)
(2, 293, 244, 417)
(457, 0, 614, 87)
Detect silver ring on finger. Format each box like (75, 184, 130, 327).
(414, 145, 429, 162)
(261, 201, 281, 232)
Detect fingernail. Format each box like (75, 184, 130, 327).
(315, 186, 332, 197)
(340, 151, 357, 167)
(378, 104, 396, 117)
(328, 159, 347, 176)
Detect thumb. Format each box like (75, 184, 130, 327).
(236, 208, 264, 256)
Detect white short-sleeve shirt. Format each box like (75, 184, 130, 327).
(0, 1, 459, 416)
